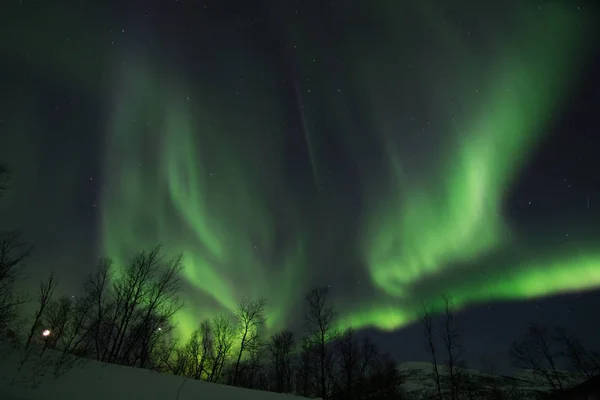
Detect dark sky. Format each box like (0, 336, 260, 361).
(1, 0, 599, 373)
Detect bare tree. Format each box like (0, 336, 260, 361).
(232, 297, 266, 386)
(333, 328, 377, 400)
(123, 253, 184, 368)
(168, 345, 191, 376)
(305, 286, 336, 400)
(333, 328, 359, 398)
(83, 258, 112, 360)
(267, 330, 295, 393)
(207, 314, 235, 383)
(554, 328, 600, 380)
(185, 321, 214, 380)
(296, 336, 315, 397)
(441, 295, 463, 400)
(97, 246, 183, 368)
(198, 320, 214, 379)
(369, 351, 403, 399)
(421, 302, 443, 400)
(166, 322, 213, 379)
(152, 332, 178, 373)
(41, 296, 73, 352)
(0, 231, 32, 329)
(235, 335, 266, 389)
(185, 327, 202, 378)
(25, 273, 58, 349)
(510, 324, 564, 391)
(106, 247, 162, 363)
(36, 294, 93, 376)
(0, 164, 32, 351)
(60, 294, 94, 355)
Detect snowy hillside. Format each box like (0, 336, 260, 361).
(0, 345, 310, 400)
(1, 344, 585, 400)
(398, 361, 584, 397)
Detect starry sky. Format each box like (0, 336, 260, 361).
(1, 0, 599, 372)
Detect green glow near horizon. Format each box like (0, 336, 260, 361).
(101, 64, 308, 336)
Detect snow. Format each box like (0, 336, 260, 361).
(0, 346, 309, 400)
(1, 344, 579, 400)
(397, 361, 556, 395)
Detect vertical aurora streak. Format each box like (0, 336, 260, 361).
(341, 3, 600, 330)
(101, 59, 308, 335)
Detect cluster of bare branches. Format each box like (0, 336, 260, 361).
(17, 246, 184, 374)
(417, 295, 600, 400)
(164, 286, 402, 400)
(420, 295, 464, 400)
(0, 164, 33, 333)
(0, 232, 32, 331)
(510, 324, 600, 391)
(0, 166, 404, 400)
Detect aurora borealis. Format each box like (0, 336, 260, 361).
(1, 0, 599, 362)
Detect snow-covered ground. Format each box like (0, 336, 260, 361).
(398, 361, 584, 397)
(1, 343, 582, 400)
(0, 345, 309, 400)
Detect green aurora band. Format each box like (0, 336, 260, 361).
(101, 3, 599, 337)
(340, 4, 600, 330)
(2, 2, 598, 339)
(101, 60, 309, 336)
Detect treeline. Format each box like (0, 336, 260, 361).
(1, 163, 599, 400)
(418, 297, 600, 400)
(1, 244, 402, 399)
(0, 163, 402, 399)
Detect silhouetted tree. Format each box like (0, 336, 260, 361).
(207, 314, 235, 383)
(168, 344, 191, 376)
(305, 286, 337, 400)
(421, 302, 443, 400)
(232, 297, 266, 386)
(368, 351, 403, 400)
(332, 328, 378, 400)
(441, 295, 463, 400)
(0, 165, 32, 331)
(42, 295, 73, 351)
(510, 324, 564, 391)
(267, 330, 295, 393)
(107, 247, 159, 362)
(83, 258, 112, 360)
(0, 232, 31, 330)
(186, 326, 204, 379)
(554, 328, 600, 380)
(125, 252, 183, 368)
(296, 336, 316, 397)
(101, 246, 183, 367)
(25, 272, 57, 349)
(59, 294, 94, 355)
(178, 319, 215, 380)
(235, 335, 265, 389)
(198, 320, 214, 378)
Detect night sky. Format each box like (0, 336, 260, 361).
(1, 0, 599, 373)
